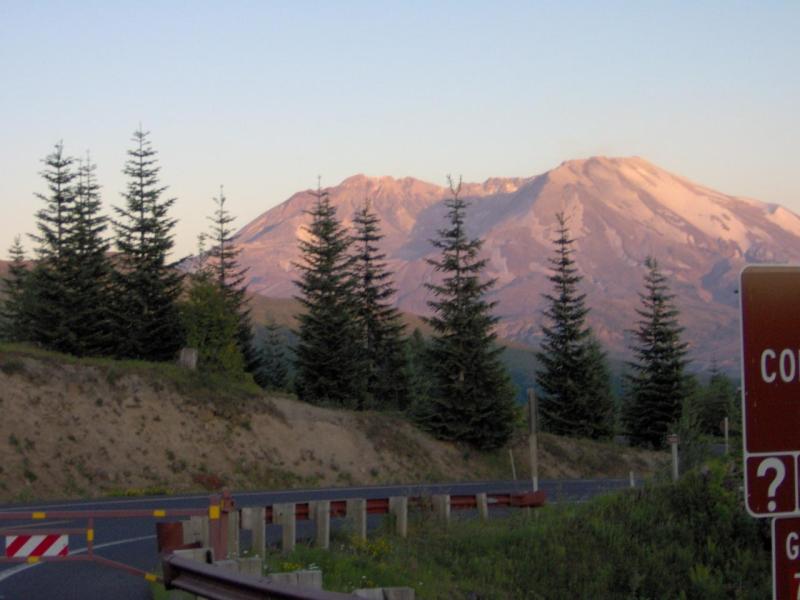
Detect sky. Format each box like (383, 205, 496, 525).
(1, 1, 798, 258)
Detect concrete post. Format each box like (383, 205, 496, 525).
(629, 470, 635, 489)
(237, 556, 262, 577)
(389, 496, 408, 538)
(315, 500, 331, 549)
(528, 389, 539, 492)
(274, 503, 296, 554)
(432, 495, 450, 522)
(347, 499, 367, 540)
(250, 506, 267, 558)
(226, 509, 240, 558)
(240, 507, 253, 530)
(182, 516, 208, 546)
(476, 493, 489, 520)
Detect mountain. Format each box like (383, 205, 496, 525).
(236, 157, 800, 372)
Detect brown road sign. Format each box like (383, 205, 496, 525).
(773, 517, 800, 599)
(740, 266, 800, 517)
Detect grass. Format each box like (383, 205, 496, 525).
(0, 341, 264, 403)
(259, 459, 769, 599)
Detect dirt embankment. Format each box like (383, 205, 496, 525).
(0, 346, 667, 503)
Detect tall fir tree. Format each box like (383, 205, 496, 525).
(65, 154, 115, 356)
(351, 199, 410, 410)
(113, 128, 184, 361)
(624, 256, 690, 449)
(293, 185, 366, 407)
(180, 269, 245, 377)
(254, 323, 290, 390)
(405, 328, 434, 419)
(27, 142, 78, 352)
(697, 362, 737, 435)
(421, 178, 515, 450)
(206, 186, 259, 373)
(535, 212, 613, 439)
(0, 237, 31, 341)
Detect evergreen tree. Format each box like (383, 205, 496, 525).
(27, 142, 78, 351)
(535, 212, 613, 439)
(65, 155, 115, 356)
(351, 200, 410, 410)
(624, 256, 690, 449)
(697, 363, 737, 435)
(180, 271, 244, 376)
(420, 178, 515, 450)
(255, 323, 290, 390)
(582, 334, 615, 437)
(206, 187, 259, 373)
(405, 328, 434, 418)
(293, 185, 366, 407)
(0, 237, 31, 341)
(113, 128, 184, 361)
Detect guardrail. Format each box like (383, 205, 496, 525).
(162, 553, 357, 600)
(262, 491, 546, 523)
(1, 487, 546, 592)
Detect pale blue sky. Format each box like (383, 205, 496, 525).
(1, 1, 797, 257)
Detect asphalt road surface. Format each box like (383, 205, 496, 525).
(0, 478, 633, 599)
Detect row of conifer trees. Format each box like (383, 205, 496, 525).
(1, 132, 735, 451)
(0, 130, 260, 378)
(292, 178, 516, 450)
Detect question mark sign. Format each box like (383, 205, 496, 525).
(757, 457, 786, 512)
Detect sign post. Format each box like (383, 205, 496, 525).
(741, 266, 800, 600)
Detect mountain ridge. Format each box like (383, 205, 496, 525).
(233, 156, 800, 371)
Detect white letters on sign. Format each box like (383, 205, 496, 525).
(788, 531, 800, 560)
(760, 349, 800, 383)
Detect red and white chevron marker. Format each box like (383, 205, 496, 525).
(4, 534, 69, 558)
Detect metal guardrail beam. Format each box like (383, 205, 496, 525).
(263, 491, 547, 523)
(163, 554, 358, 600)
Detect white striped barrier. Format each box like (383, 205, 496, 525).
(4, 534, 69, 558)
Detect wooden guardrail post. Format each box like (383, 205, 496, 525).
(346, 499, 367, 540)
(315, 500, 331, 549)
(182, 515, 210, 546)
(432, 495, 450, 523)
(274, 503, 296, 554)
(389, 497, 408, 538)
(251, 507, 266, 558)
(226, 509, 240, 558)
(476, 493, 489, 520)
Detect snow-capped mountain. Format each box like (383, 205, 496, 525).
(234, 157, 800, 370)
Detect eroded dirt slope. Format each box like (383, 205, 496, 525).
(0, 347, 666, 503)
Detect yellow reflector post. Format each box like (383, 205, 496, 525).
(27, 556, 40, 564)
(152, 509, 166, 518)
(209, 505, 220, 520)
(31, 512, 46, 520)
(144, 573, 157, 582)
(87, 529, 94, 542)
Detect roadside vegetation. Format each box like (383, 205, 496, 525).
(262, 459, 768, 599)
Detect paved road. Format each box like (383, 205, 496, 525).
(0, 478, 633, 599)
